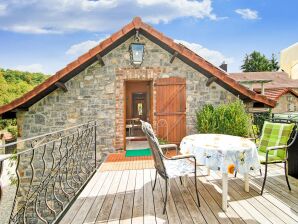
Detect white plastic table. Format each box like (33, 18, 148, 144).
(180, 134, 260, 211)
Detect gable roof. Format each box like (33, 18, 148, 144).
(255, 88, 298, 101)
(0, 17, 275, 117)
(229, 72, 298, 89)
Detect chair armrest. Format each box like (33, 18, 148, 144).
(160, 144, 177, 149)
(169, 154, 196, 160)
(266, 145, 287, 151)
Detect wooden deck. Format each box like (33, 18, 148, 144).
(61, 152, 298, 224)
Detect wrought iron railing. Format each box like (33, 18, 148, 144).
(0, 121, 100, 224)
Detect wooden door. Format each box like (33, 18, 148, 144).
(132, 93, 147, 121)
(155, 77, 186, 144)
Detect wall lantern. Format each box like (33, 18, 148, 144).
(129, 30, 145, 66)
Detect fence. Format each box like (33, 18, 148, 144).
(0, 121, 100, 224)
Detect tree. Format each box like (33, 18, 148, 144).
(0, 68, 49, 130)
(269, 53, 280, 71)
(241, 51, 280, 72)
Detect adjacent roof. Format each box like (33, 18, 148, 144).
(255, 88, 298, 101)
(0, 17, 276, 117)
(229, 72, 298, 89)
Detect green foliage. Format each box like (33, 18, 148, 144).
(241, 51, 280, 72)
(196, 104, 217, 133)
(0, 68, 49, 86)
(0, 68, 49, 131)
(0, 68, 49, 106)
(158, 138, 169, 145)
(270, 54, 280, 71)
(252, 111, 272, 136)
(196, 100, 251, 137)
(0, 119, 16, 130)
(7, 125, 18, 138)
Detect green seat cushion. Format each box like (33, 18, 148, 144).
(258, 121, 295, 161)
(258, 151, 284, 163)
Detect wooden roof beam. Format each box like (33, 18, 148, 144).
(206, 76, 218, 87)
(55, 82, 68, 92)
(170, 51, 179, 63)
(96, 54, 105, 66)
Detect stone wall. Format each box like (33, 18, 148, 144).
(272, 93, 298, 113)
(18, 34, 236, 151)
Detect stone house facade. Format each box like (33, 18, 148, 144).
(0, 17, 275, 151)
(271, 91, 298, 113)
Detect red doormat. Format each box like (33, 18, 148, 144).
(105, 150, 178, 162)
(105, 152, 152, 162)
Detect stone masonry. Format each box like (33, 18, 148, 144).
(272, 93, 298, 113)
(17, 34, 236, 151)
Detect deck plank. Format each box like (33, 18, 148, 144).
(158, 175, 182, 224)
(211, 171, 286, 224)
(231, 178, 286, 224)
(233, 176, 298, 224)
(108, 170, 130, 223)
(206, 171, 270, 224)
(120, 170, 137, 224)
(61, 154, 298, 224)
(143, 169, 157, 224)
(248, 171, 298, 221)
(70, 172, 109, 224)
(189, 174, 233, 224)
(169, 179, 194, 223)
(83, 171, 117, 223)
(249, 171, 298, 212)
(132, 169, 144, 224)
(191, 169, 257, 224)
(197, 167, 247, 224)
(59, 170, 105, 224)
(150, 170, 168, 224)
(95, 171, 123, 223)
(173, 177, 206, 224)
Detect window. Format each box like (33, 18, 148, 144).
(138, 103, 143, 115)
(287, 95, 294, 101)
(288, 103, 295, 112)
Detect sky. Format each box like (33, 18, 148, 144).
(0, 0, 297, 75)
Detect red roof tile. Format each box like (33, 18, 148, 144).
(0, 17, 276, 116)
(255, 88, 298, 101)
(229, 72, 298, 89)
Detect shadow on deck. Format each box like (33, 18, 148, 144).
(61, 151, 298, 224)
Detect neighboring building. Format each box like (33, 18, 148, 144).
(230, 72, 298, 113)
(259, 88, 298, 113)
(280, 42, 298, 79)
(0, 17, 274, 151)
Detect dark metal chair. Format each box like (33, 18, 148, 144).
(140, 120, 200, 214)
(259, 120, 297, 195)
(235, 119, 297, 195)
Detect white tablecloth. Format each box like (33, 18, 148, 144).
(180, 134, 260, 174)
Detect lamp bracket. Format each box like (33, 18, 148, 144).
(135, 29, 140, 42)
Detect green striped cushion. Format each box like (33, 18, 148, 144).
(258, 121, 295, 160)
(258, 151, 284, 163)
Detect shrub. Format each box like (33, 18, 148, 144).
(252, 111, 271, 135)
(196, 104, 217, 133)
(196, 100, 251, 137)
(0, 118, 17, 130)
(7, 125, 18, 138)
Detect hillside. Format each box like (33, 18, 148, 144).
(0, 68, 49, 133)
(0, 68, 50, 106)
